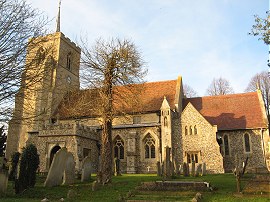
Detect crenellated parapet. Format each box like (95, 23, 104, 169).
(39, 122, 99, 140)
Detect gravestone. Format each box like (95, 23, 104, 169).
(163, 146, 172, 179)
(44, 148, 68, 187)
(191, 161, 196, 176)
(156, 161, 161, 176)
(81, 156, 91, 182)
(0, 170, 8, 196)
(179, 164, 183, 175)
(202, 162, 206, 176)
(63, 152, 75, 185)
(114, 158, 121, 176)
(195, 164, 202, 176)
(183, 162, 188, 177)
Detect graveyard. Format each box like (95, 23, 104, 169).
(0, 172, 269, 201)
(0, 145, 269, 201)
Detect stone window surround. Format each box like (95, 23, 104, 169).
(185, 126, 188, 136)
(243, 133, 252, 153)
(194, 125, 197, 135)
(140, 130, 158, 162)
(222, 134, 231, 156)
(144, 134, 156, 159)
(185, 151, 201, 163)
(184, 125, 199, 136)
(113, 135, 125, 160)
(66, 51, 72, 70)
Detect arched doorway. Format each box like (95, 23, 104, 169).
(49, 145, 61, 167)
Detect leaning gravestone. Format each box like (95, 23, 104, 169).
(63, 152, 75, 185)
(81, 156, 91, 182)
(44, 148, 68, 187)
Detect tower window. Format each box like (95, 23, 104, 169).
(164, 116, 168, 127)
(66, 52, 71, 70)
(114, 136, 124, 159)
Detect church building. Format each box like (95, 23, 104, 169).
(5, 22, 270, 174)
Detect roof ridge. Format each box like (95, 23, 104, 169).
(186, 91, 258, 100)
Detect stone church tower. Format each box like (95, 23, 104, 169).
(6, 30, 81, 158)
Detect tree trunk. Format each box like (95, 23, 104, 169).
(98, 65, 113, 185)
(99, 118, 113, 184)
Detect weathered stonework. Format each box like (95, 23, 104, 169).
(181, 103, 224, 173)
(6, 31, 269, 176)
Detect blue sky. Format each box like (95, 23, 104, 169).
(27, 0, 268, 96)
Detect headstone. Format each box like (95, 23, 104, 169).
(186, 163, 190, 176)
(44, 148, 68, 187)
(163, 146, 172, 179)
(156, 161, 161, 176)
(92, 180, 98, 191)
(191, 161, 196, 176)
(195, 164, 202, 177)
(67, 189, 76, 199)
(202, 162, 206, 176)
(81, 156, 91, 182)
(63, 152, 75, 185)
(179, 164, 183, 175)
(183, 162, 188, 177)
(0, 170, 8, 196)
(114, 158, 121, 176)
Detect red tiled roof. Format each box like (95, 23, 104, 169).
(183, 92, 268, 130)
(57, 80, 177, 119)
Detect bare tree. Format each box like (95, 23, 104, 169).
(183, 84, 198, 98)
(80, 38, 147, 184)
(245, 71, 270, 116)
(206, 77, 234, 96)
(0, 0, 48, 121)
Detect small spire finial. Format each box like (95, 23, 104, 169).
(56, 0, 61, 32)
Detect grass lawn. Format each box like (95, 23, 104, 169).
(0, 173, 269, 201)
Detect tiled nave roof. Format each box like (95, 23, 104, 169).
(56, 80, 177, 119)
(183, 92, 268, 130)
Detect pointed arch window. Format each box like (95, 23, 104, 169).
(185, 126, 188, 136)
(244, 133, 251, 153)
(194, 125, 197, 135)
(144, 134, 155, 159)
(224, 135, 230, 156)
(114, 136, 124, 159)
(164, 117, 168, 127)
(189, 126, 193, 135)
